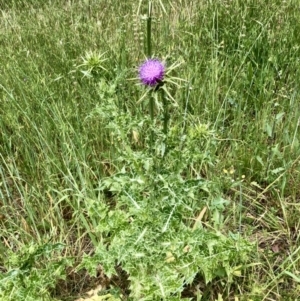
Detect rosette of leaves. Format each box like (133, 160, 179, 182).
(80, 155, 252, 300)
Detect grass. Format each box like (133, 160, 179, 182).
(0, 0, 300, 300)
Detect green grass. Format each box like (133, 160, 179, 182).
(1, 0, 300, 300)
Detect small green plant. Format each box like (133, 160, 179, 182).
(78, 51, 108, 78)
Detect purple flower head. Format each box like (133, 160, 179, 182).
(139, 59, 165, 86)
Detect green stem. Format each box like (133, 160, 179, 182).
(149, 92, 154, 148)
(150, 93, 154, 121)
(147, 1, 154, 150)
(162, 88, 168, 158)
(162, 88, 168, 135)
(147, 1, 152, 57)
(239, 182, 243, 234)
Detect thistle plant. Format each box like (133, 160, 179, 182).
(3, 1, 300, 300)
(78, 51, 108, 78)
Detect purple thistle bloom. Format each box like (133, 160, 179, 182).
(139, 59, 165, 86)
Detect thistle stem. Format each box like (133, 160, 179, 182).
(147, 1, 154, 149)
(149, 92, 154, 148)
(162, 88, 168, 135)
(147, 1, 152, 57)
(147, 2, 154, 123)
